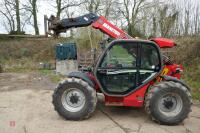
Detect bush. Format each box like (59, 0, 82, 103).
(9, 30, 25, 35)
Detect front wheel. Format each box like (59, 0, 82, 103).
(52, 78, 97, 120)
(145, 81, 192, 125)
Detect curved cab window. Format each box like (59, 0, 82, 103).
(139, 44, 161, 84)
(97, 43, 138, 94)
(101, 44, 137, 69)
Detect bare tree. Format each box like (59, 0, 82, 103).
(0, 0, 34, 35)
(189, 2, 200, 35)
(103, 0, 112, 18)
(0, 0, 16, 32)
(84, 0, 101, 13)
(0, 0, 23, 34)
(0, 0, 21, 33)
(65, 8, 75, 37)
(23, 0, 39, 35)
(54, 0, 85, 19)
(183, 1, 190, 35)
(15, 0, 21, 33)
(158, 5, 178, 37)
(31, 0, 39, 35)
(119, 0, 154, 37)
(101, 0, 121, 21)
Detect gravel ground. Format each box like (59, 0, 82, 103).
(0, 73, 200, 133)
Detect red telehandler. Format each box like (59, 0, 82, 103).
(46, 13, 192, 125)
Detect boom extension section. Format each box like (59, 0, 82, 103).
(45, 13, 132, 39)
(47, 13, 98, 36)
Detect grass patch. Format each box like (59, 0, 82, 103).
(1, 58, 38, 73)
(4, 67, 34, 73)
(38, 69, 63, 83)
(192, 93, 200, 101)
(39, 69, 53, 75)
(182, 62, 200, 100)
(186, 79, 200, 100)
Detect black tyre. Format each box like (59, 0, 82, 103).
(145, 81, 192, 125)
(52, 77, 97, 120)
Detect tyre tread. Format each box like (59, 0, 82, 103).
(145, 81, 192, 125)
(52, 78, 97, 120)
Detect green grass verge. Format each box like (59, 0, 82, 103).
(179, 79, 200, 100)
(182, 63, 200, 100)
(3, 66, 37, 73)
(38, 69, 63, 83)
(192, 93, 200, 101)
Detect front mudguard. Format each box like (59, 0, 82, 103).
(67, 71, 94, 87)
(162, 75, 191, 91)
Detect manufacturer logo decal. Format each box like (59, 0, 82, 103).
(102, 23, 120, 36)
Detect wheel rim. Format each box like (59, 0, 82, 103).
(61, 88, 86, 112)
(158, 93, 183, 117)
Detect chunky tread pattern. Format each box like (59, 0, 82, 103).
(145, 81, 192, 125)
(52, 78, 97, 120)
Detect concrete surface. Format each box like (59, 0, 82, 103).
(56, 60, 78, 75)
(0, 73, 200, 133)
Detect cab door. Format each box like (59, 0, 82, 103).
(95, 41, 139, 95)
(95, 40, 162, 96)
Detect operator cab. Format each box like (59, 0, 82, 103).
(95, 40, 163, 96)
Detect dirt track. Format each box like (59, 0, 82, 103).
(0, 73, 200, 133)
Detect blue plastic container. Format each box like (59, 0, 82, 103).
(56, 43, 77, 60)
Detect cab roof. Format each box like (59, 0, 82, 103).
(150, 38, 176, 48)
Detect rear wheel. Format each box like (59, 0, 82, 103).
(52, 78, 97, 120)
(145, 81, 192, 125)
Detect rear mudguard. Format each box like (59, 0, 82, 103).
(162, 75, 191, 91)
(67, 71, 94, 87)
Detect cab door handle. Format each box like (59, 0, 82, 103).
(97, 69, 107, 74)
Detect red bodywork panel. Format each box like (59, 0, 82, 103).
(150, 38, 176, 48)
(122, 84, 149, 107)
(103, 84, 149, 107)
(163, 64, 183, 79)
(92, 16, 132, 39)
